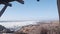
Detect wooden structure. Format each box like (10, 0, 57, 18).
(0, 0, 24, 17)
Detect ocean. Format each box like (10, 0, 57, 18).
(0, 21, 37, 28)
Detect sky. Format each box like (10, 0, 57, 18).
(0, 0, 59, 21)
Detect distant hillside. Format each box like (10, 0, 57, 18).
(15, 20, 60, 34)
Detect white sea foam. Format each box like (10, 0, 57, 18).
(0, 21, 37, 28)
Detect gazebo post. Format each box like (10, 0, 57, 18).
(57, 0, 60, 25)
(57, 0, 60, 34)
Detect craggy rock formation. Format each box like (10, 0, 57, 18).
(0, 25, 6, 32)
(15, 21, 60, 34)
(0, 25, 14, 33)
